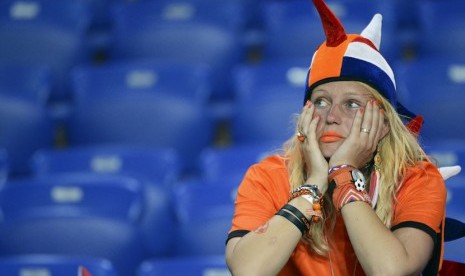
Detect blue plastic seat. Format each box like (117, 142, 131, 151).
(0, 176, 146, 276)
(261, 0, 400, 62)
(0, 149, 7, 185)
(137, 255, 230, 276)
(66, 61, 215, 174)
(417, 0, 465, 59)
(0, 63, 55, 177)
(0, 0, 92, 102)
(31, 144, 181, 186)
(0, 255, 117, 276)
(107, 1, 247, 100)
(30, 145, 181, 256)
(70, 60, 212, 106)
(199, 141, 280, 183)
(423, 140, 465, 169)
(395, 57, 465, 143)
(231, 58, 308, 143)
(173, 179, 237, 256)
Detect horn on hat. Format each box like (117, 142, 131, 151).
(312, 0, 347, 47)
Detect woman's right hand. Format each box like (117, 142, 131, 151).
(297, 101, 329, 193)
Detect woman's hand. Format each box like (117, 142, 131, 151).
(329, 100, 388, 169)
(298, 101, 328, 191)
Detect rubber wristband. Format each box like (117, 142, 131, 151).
(276, 209, 306, 235)
(282, 204, 311, 230)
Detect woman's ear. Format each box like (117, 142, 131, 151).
(380, 120, 390, 139)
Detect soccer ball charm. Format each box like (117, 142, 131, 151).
(354, 178, 366, 192)
(351, 169, 366, 192)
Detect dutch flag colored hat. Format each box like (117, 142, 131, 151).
(304, 0, 421, 129)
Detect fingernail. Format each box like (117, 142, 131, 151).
(360, 107, 365, 114)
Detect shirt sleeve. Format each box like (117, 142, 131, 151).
(391, 161, 447, 233)
(228, 155, 290, 234)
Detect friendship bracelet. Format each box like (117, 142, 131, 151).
(282, 204, 311, 230)
(276, 209, 307, 235)
(328, 164, 355, 175)
(332, 181, 372, 211)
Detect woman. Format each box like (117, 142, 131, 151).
(225, 0, 446, 275)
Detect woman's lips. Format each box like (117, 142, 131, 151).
(320, 132, 344, 143)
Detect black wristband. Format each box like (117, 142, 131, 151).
(282, 204, 311, 230)
(276, 209, 306, 235)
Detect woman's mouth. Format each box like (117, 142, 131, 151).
(320, 132, 344, 143)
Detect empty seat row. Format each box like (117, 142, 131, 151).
(0, 0, 464, 102)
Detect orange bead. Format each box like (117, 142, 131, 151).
(297, 135, 305, 142)
(313, 203, 321, 211)
(312, 216, 321, 223)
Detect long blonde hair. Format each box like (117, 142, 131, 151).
(281, 82, 428, 255)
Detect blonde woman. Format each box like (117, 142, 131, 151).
(225, 0, 446, 275)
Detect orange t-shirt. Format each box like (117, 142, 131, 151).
(228, 155, 446, 275)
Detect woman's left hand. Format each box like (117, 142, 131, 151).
(329, 100, 388, 169)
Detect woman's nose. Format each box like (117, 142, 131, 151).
(326, 104, 343, 124)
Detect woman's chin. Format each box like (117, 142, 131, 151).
(320, 143, 340, 158)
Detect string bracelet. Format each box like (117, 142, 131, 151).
(328, 164, 355, 175)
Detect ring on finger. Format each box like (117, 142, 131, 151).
(361, 127, 370, 134)
(297, 129, 306, 142)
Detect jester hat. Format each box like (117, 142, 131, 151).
(304, 0, 422, 132)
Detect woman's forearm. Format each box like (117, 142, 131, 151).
(341, 202, 433, 275)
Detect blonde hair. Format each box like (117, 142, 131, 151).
(281, 82, 427, 255)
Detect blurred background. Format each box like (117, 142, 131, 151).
(0, 0, 464, 275)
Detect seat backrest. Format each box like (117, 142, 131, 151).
(31, 145, 181, 186)
(173, 179, 237, 256)
(0, 255, 117, 276)
(0, 176, 146, 275)
(108, 1, 247, 100)
(199, 142, 280, 183)
(417, 0, 465, 59)
(261, 0, 400, 62)
(66, 92, 214, 174)
(70, 60, 212, 105)
(395, 57, 465, 142)
(0, 63, 52, 105)
(231, 58, 307, 143)
(137, 255, 230, 276)
(0, 0, 92, 101)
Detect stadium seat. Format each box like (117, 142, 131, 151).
(0, 63, 55, 177)
(31, 145, 181, 256)
(423, 140, 465, 169)
(445, 176, 465, 223)
(395, 57, 465, 143)
(231, 58, 307, 143)
(31, 145, 181, 186)
(107, 1, 247, 100)
(0, 149, 7, 185)
(0, 255, 117, 276)
(417, 0, 465, 59)
(0, 0, 93, 102)
(137, 255, 230, 276)
(261, 0, 400, 63)
(173, 179, 237, 256)
(70, 60, 212, 105)
(0, 176, 146, 276)
(199, 141, 280, 183)
(66, 61, 215, 174)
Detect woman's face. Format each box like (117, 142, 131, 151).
(310, 81, 376, 158)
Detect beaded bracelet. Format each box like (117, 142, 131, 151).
(289, 185, 323, 223)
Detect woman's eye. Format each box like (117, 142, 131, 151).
(313, 99, 328, 108)
(346, 101, 361, 109)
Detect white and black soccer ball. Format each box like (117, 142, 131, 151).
(354, 179, 366, 192)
